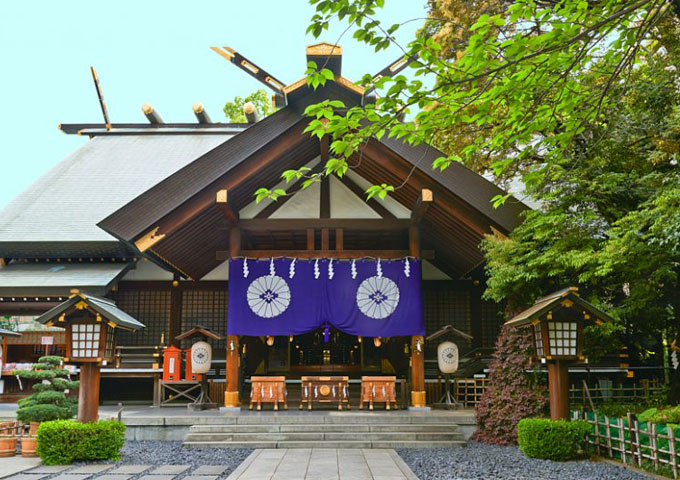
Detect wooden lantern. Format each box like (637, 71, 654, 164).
(34, 290, 145, 423)
(505, 287, 612, 420)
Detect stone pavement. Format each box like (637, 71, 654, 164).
(0, 456, 41, 479)
(6, 464, 232, 480)
(226, 449, 419, 480)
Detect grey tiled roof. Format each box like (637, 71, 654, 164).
(0, 134, 238, 243)
(0, 262, 130, 289)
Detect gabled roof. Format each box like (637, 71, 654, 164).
(35, 290, 144, 331)
(505, 287, 616, 327)
(0, 134, 239, 246)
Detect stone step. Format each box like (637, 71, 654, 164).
(189, 423, 459, 433)
(215, 414, 463, 425)
(184, 431, 464, 442)
(184, 439, 467, 449)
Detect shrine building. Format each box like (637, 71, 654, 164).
(0, 43, 528, 408)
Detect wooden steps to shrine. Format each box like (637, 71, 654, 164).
(183, 413, 466, 449)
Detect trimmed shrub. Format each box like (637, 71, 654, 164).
(14, 356, 78, 424)
(474, 325, 548, 444)
(646, 405, 680, 425)
(518, 418, 591, 461)
(36, 420, 126, 465)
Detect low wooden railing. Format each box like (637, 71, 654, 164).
(569, 379, 663, 405)
(573, 410, 679, 479)
(425, 377, 489, 406)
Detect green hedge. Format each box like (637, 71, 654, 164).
(518, 418, 591, 461)
(36, 420, 126, 465)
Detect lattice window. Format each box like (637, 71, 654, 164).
(181, 289, 228, 353)
(480, 300, 504, 349)
(115, 289, 171, 347)
(548, 321, 577, 356)
(105, 325, 115, 358)
(422, 283, 471, 349)
(71, 323, 101, 358)
(534, 323, 544, 357)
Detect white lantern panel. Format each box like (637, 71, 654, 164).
(437, 341, 459, 374)
(190, 341, 212, 374)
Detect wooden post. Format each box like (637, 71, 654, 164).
(225, 226, 241, 408)
(169, 275, 182, 347)
(410, 335, 426, 408)
(224, 335, 240, 408)
(547, 360, 570, 419)
(77, 363, 100, 423)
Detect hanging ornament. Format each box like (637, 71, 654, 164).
(269, 257, 275, 277)
(404, 258, 410, 277)
(314, 259, 320, 279)
(323, 324, 330, 343)
(328, 258, 334, 279)
(289, 258, 296, 278)
(266, 336, 274, 346)
(351, 259, 357, 279)
(243, 258, 249, 278)
(377, 258, 382, 277)
(373, 337, 382, 347)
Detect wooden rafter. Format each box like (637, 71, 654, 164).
(216, 189, 239, 224)
(338, 175, 396, 219)
(411, 189, 433, 225)
(237, 218, 410, 232)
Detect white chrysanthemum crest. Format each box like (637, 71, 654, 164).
(328, 259, 334, 279)
(351, 259, 357, 279)
(243, 258, 249, 278)
(289, 258, 296, 279)
(377, 258, 383, 278)
(269, 257, 275, 277)
(404, 258, 410, 277)
(314, 259, 320, 279)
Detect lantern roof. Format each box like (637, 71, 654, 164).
(175, 325, 223, 341)
(34, 290, 145, 331)
(505, 287, 616, 328)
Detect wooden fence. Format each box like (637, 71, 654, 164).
(573, 410, 680, 479)
(425, 377, 489, 406)
(570, 379, 662, 405)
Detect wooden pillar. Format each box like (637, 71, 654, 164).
(168, 275, 182, 347)
(410, 335, 426, 407)
(78, 363, 100, 422)
(224, 335, 240, 408)
(225, 226, 241, 408)
(548, 360, 570, 419)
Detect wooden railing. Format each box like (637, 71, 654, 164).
(569, 379, 663, 405)
(573, 410, 679, 479)
(425, 377, 489, 406)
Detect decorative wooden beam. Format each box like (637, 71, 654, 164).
(211, 46, 287, 95)
(217, 249, 435, 260)
(229, 227, 242, 257)
(134, 227, 166, 253)
(238, 218, 410, 232)
(339, 175, 396, 219)
(320, 135, 330, 219)
(321, 228, 330, 250)
(336, 229, 344, 251)
(306, 228, 315, 250)
(411, 189, 433, 225)
(216, 189, 239, 224)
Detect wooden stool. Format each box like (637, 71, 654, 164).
(299, 376, 350, 410)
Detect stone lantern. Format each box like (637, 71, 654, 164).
(505, 287, 612, 419)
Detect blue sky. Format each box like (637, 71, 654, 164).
(0, 1, 427, 208)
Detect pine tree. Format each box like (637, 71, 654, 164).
(14, 356, 79, 423)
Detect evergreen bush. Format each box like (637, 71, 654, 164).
(518, 418, 591, 461)
(474, 325, 548, 444)
(36, 420, 126, 465)
(13, 356, 79, 424)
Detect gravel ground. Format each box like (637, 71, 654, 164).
(397, 442, 652, 480)
(118, 441, 252, 467)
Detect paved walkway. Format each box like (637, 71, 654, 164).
(0, 456, 41, 479)
(226, 449, 418, 480)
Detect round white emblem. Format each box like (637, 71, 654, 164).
(356, 276, 400, 319)
(247, 275, 291, 318)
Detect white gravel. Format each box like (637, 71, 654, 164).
(119, 441, 252, 468)
(397, 442, 652, 480)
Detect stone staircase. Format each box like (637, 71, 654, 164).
(183, 412, 466, 449)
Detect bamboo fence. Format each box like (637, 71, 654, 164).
(572, 409, 680, 479)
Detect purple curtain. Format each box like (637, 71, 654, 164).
(227, 258, 424, 337)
